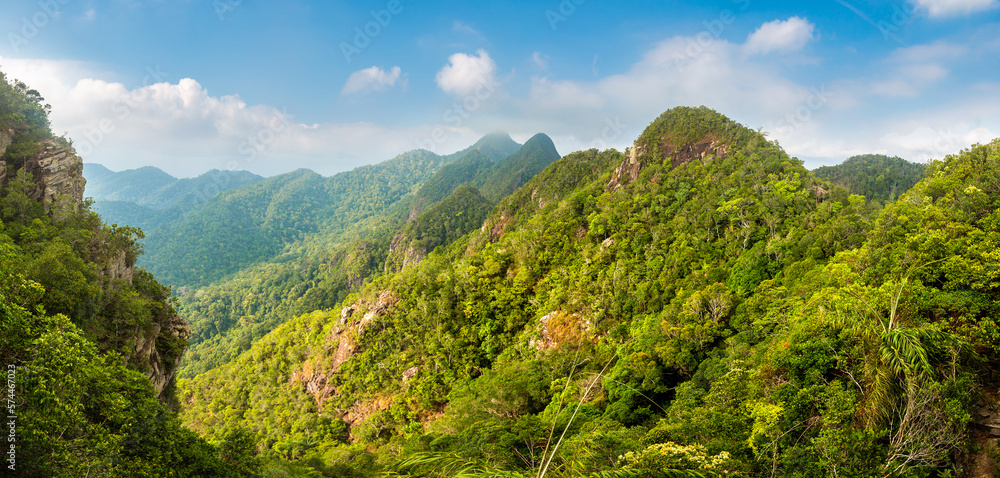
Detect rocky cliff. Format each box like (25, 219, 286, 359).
(0, 129, 12, 183)
(1, 135, 87, 213)
(1, 133, 189, 400)
(25, 137, 87, 212)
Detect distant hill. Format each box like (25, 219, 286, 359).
(475, 133, 561, 202)
(812, 154, 926, 203)
(83, 164, 265, 210)
(444, 131, 521, 163)
(180, 107, 1000, 477)
(170, 134, 560, 379)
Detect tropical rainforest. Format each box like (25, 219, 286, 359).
(4, 68, 1000, 477)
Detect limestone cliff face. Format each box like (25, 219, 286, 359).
(607, 136, 730, 191)
(132, 313, 192, 395)
(0, 129, 12, 184)
(1, 134, 189, 400)
(0, 135, 87, 212)
(23, 137, 87, 212)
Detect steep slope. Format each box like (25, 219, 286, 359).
(181, 107, 1000, 477)
(384, 135, 563, 270)
(180, 107, 895, 474)
(414, 132, 524, 205)
(170, 136, 542, 378)
(813, 153, 926, 203)
(141, 150, 442, 287)
(474, 132, 561, 202)
(444, 130, 521, 163)
(415, 149, 494, 204)
(384, 185, 494, 271)
(1, 70, 257, 476)
(142, 168, 327, 286)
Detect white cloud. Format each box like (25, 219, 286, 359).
(743, 17, 815, 55)
(506, 30, 999, 168)
(0, 57, 448, 177)
(867, 41, 961, 98)
(340, 66, 403, 95)
(531, 51, 548, 70)
(911, 0, 998, 17)
(435, 49, 497, 96)
(889, 41, 967, 62)
(513, 34, 812, 152)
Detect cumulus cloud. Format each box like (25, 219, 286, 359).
(911, 0, 998, 17)
(0, 57, 442, 177)
(340, 66, 403, 95)
(435, 49, 497, 96)
(743, 17, 815, 55)
(509, 24, 997, 167)
(514, 33, 812, 153)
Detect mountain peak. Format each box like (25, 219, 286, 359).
(634, 106, 763, 159)
(609, 106, 769, 190)
(470, 131, 520, 161)
(521, 133, 557, 151)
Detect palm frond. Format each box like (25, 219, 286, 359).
(394, 452, 530, 478)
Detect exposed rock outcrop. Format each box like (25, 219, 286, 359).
(607, 137, 730, 191)
(97, 250, 135, 283)
(21, 137, 87, 213)
(386, 232, 426, 271)
(968, 398, 1000, 477)
(133, 313, 192, 395)
(974, 401, 1000, 438)
(0, 129, 12, 155)
(530, 311, 594, 351)
(3, 134, 187, 400)
(607, 145, 645, 190)
(0, 129, 12, 184)
(290, 290, 399, 421)
(482, 211, 514, 242)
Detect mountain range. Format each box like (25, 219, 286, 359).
(7, 84, 998, 477)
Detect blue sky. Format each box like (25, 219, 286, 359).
(1, 0, 998, 177)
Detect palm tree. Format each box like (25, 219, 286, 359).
(825, 262, 968, 475)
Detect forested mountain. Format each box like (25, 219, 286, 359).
(84, 163, 264, 209)
(83, 164, 177, 203)
(179, 106, 1000, 477)
(83, 164, 265, 231)
(135, 132, 521, 289)
(140, 155, 436, 287)
(8, 59, 999, 478)
(173, 135, 560, 380)
(1, 71, 259, 477)
(813, 153, 926, 204)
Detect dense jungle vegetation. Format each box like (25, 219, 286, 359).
(6, 62, 999, 477)
(1, 71, 263, 477)
(179, 107, 1000, 477)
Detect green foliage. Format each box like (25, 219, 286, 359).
(173, 108, 1000, 478)
(0, 240, 239, 477)
(474, 133, 561, 202)
(0, 71, 51, 168)
(171, 135, 557, 379)
(813, 154, 927, 204)
(141, 150, 443, 287)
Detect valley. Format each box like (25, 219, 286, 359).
(4, 69, 999, 477)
